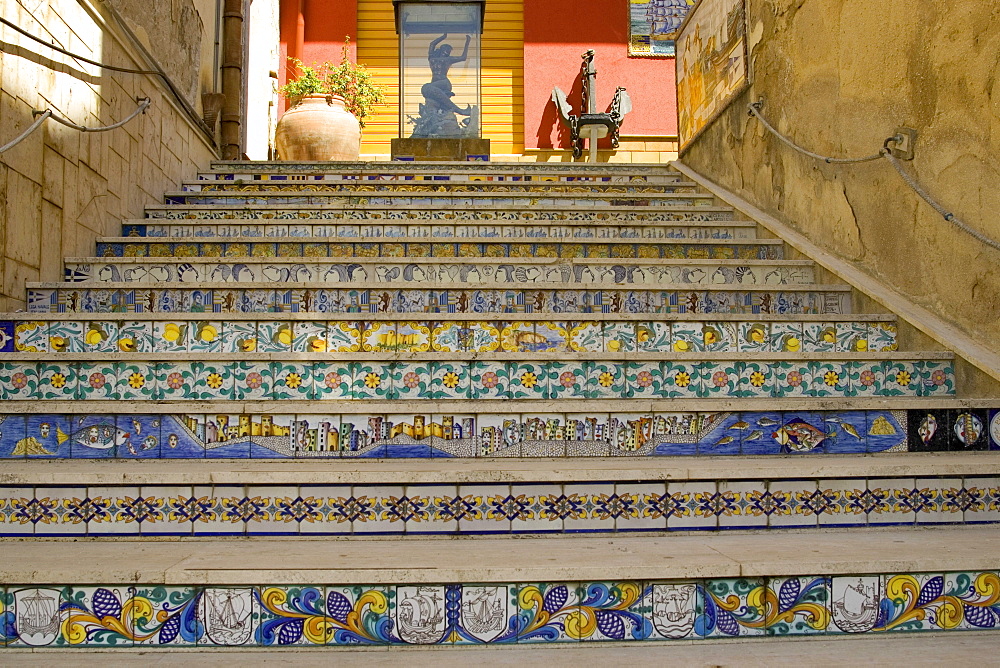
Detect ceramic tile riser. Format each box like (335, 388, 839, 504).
(0, 161, 997, 651)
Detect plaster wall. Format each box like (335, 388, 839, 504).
(681, 0, 1000, 351)
(0, 0, 217, 310)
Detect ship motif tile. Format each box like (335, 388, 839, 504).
(394, 586, 449, 644)
(199, 588, 258, 645)
(457, 585, 517, 644)
(6, 587, 70, 646)
(649, 582, 701, 639)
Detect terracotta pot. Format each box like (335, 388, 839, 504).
(275, 94, 361, 161)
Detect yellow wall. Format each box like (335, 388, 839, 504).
(357, 0, 524, 155)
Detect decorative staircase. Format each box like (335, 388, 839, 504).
(1, 160, 998, 651)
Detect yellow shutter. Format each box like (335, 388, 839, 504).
(357, 0, 524, 155)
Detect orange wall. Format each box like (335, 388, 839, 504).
(524, 0, 676, 149)
(279, 0, 358, 113)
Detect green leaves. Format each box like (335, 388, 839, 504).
(278, 38, 387, 128)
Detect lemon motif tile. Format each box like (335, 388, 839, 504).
(257, 322, 294, 352)
(738, 321, 770, 353)
(222, 321, 258, 353)
(189, 321, 223, 352)
(83, 321, 119, 353)
(291, 322, 328, 353)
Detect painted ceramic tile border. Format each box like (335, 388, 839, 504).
(1, 476, 997, 537)
(0, 360, 948, 402)
(96, 241, 780, 260)
(628, 0, 695, 57)
(3, 572, 1000, 646)
(25, 287, 852, 315)
(2, 318, 897, 355)
(142, 208, 736, 222)
(61, 260, 812, 287)
(2, 408, 993, 460)
(676, 0, 749, 150)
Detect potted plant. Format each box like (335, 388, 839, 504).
(275, 38, 387, 161)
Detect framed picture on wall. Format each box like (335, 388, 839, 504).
(628, 0, 698, 57)
(675, 0, 750, 150)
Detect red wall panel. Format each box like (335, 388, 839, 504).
(524, 0, 676, 149)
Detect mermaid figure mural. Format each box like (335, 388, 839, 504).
(409, 33, 480, 138)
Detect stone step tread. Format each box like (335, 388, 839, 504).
(1, 312, 898, 321)
(5, 635, 995, 665)
(3, 452, 996, 484)
(0, 526, 994, 583)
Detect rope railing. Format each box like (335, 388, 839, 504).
(0, 97, 149, 154)
(747, 101, 1000, 252)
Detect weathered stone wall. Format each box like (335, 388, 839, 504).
(681, 0, 1000, 351)
(0, 0, 217, 310)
